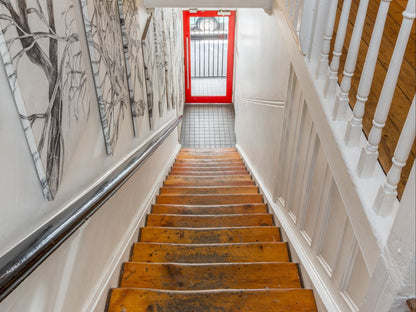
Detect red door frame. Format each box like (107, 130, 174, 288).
(183, 10, 236, 104)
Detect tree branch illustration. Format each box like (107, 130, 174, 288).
(0, 0, 88, 199)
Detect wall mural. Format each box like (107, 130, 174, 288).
(0, 0, 91, 200)
(152, 9, 167, 118)
(170, 9, 185, 113)
(0, 3, 184, 201)
(117, 0, 146, 137)
(80, 0, 131, 155)
(141, 13, 155, 129)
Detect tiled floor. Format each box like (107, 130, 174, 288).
(180, 104, 236, 148)
(191, 78, 227, 96)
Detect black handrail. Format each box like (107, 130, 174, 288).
(0, 116, 182, 302)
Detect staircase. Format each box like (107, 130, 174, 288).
(107, 148, 317, 312)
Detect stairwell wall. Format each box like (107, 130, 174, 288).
(0, 0, 184, 311)
(234, 2, 415, 312)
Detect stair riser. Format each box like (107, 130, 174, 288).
(151, 204, 267, 215)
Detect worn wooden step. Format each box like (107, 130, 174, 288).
(169, 170, 248, 176)
(156, 194, 263, 205)
(170, 165, 247, 173)
(139, 227, 281, 243)
(181, 148, 237, 152)
(108, 288, 318, 312)
(176, 155, 241, 160)
(146, 214, 274, 227)
(173, 162, 246, 168)
(151, 203, 267, 215)
(160, 186, 258, 195)
(131, 242, 289, 263)
(172, 165, 247, 171)
(175, 159, 244, 164)
(178, 152, 240, 158)
(120, 262, 301, 289)
(166, 175, 252, 182)
(163, 180, 255, 187)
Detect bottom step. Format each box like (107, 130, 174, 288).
(108, 288, 318, 312)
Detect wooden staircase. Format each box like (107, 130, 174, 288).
(107, 148, 317, 312)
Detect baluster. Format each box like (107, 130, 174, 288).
(373, 96, 415, 215)
(332, 0, 370, 120)
(316, 0, 339, 79)
(345, 0, 392, 146)
(324, 0, 352, 97)
(357, 0, 415, 177)
(293, 0, 301, 31)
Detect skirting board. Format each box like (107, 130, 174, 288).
(86, 143, 181, 312)
(236, 144, 351, 312)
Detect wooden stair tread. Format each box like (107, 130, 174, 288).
(169, 171, 249, 176)
(160, 186, 258, 195)
(131, 242, 289, 263)
(172, 164, 246, 169)
(108, 288, 318, 312)
(120, 262, 301, 289)
(107, 148, 317, 312)
(166, 175, 252, 181)
(156, 194, 263, 205)
(146, 214, 274, 227)
(139, 226, 281, 243)
(151, 203, 267, 214)
(163, 180, 255, 187)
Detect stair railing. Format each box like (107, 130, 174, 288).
(345, 0, 393, 146)
(374, 96, 415, 215)
(332, 0, 370, 120)
(357, 0, 415, 179)
(0, 116, 182, 303)
(277, 0, 415, 310)
(324, 0, 352, 97)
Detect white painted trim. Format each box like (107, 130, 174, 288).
(243, 97, 286, 108)
(236, 143, 351, 312)
(85, 143, 181, 312)
(144, 0, 273, 9)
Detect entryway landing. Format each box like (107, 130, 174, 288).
(180, 104, 236, 148)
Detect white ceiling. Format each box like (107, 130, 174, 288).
(143, 0, 273, 9)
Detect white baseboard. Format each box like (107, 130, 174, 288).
(236, 144, 350, 312)
(86, 143, 181, 312)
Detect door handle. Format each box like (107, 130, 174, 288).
(186, 36, 190, 89)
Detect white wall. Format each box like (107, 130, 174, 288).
(233, 8, 289, 196)
(234, 2, 415, 312)
(0, 1, 184, 310)
(0, 132, 180, 312)
(0, 2, 181, 256)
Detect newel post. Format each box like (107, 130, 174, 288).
(324, 0, 352, 98)
(332, 0, 370, 120)
(316, 0, 338, 79)
(357, 0, 415, 177)
(345, 0, 392, 146)
(373, 96, 415, 215)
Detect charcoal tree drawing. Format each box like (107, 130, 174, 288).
(80, 0, 131, 154)
(152, 9, 167, 118)
(141, 13, 155, 130)
(0, 0, 91, 200)
(117, 0, 146, 137)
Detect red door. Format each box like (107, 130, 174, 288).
(183, 10, 236, 104)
